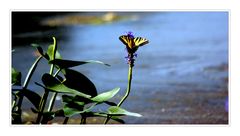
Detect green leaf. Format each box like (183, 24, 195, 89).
(63, 103, 95, 117)
(31, 44, 44, 56)
(63, 69, 97, 97)
(47, 47, 62, 60)
(62, 95, 75, 103)
(47, 38, 62, 60)
(62, 94, 92, 108)
(63, 105, 84, 117)
(12, 68, 21, 86)
(62, 95, 85, 106)
(42, 73, 91, 98)
(31, 44, 49, 60)
(91, 87, 120, 102)
(20, 89, 41, 109)
(108, 106, 142, 117)
(49, 59, 110, 69)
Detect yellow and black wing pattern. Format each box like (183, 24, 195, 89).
(133, 37, 149, 47)
(119, 35, 149, 49)
(119, 35, 134, 49)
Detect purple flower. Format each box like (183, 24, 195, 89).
(124, 53, 138, 65)
(127, 31, 134, 38)
(119, 31, 149, 67)
(133, 53, 138, 58)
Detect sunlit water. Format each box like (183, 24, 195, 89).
(12, 12, 228, 124)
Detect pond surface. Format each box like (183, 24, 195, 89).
(12, 12, 228, 124)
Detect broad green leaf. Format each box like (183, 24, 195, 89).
(62, 94, 92, 107)
(63, 69, 97, 97)
(62, 95, 75, 103)
(63, 103, 95, 117)
(108, 106, 142, 117)
(20, 89, 41, 109)
(12, 68, 21, 86)
(91, 87, 120, 102)
(62, 95, 85, 106)
(47, 46, 62, 60)
(42, 73, 91, 98)
(47, 37, 56, 60)
(63, 105, 84, 117)
(49, 59, 110, 69)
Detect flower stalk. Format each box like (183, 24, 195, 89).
(118, 59, 133, 107)
(104, 32, 148, 124)
(104, 55, 134, 124)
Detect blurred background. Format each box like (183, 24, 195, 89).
(12, 11, 228, 124)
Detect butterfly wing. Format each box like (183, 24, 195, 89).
(133, 37, 149, 47)
(119, 35, 134, 49)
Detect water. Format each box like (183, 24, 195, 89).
(12, 12, 228, 124)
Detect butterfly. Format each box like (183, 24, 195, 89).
(119, 35, 149, 54)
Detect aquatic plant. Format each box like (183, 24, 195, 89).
(104, 32, 149, 124)
(12, 35, 148, 124)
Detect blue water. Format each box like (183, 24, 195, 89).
(12, 12, 228, 124)
(57, 12, 228, 92)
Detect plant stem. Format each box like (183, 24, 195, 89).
(17, 56, 42, 108)
(23, 56, 43, 89)
(117, 64, 133, 107)
(14, 56, 42, 124)
(35, 69, 60, 123)
(63, 117, 69, 124)
(36, 90, 49, 124)
(47, 92, 58, 112)
(12, 92, 18, 111)
(47, 69, 61, 112)
(80, 114, 87, 124)
(103, 115, 111, 124)
(104, 64, 133, 124)
(36, 37, 57, 124)
(49, 37, 57, 75)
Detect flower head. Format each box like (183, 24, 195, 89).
(119, 31, 149, 67)
(125, 53, 138, 66)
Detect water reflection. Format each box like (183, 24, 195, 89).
(12, 12, 228, 124)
